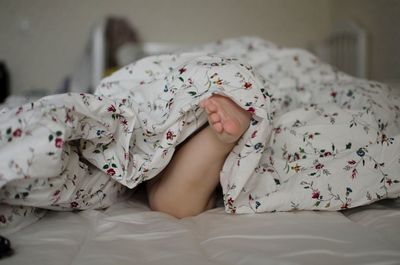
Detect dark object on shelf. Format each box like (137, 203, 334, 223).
(0, 61, 10, 103)
(0, 235, 14, 259)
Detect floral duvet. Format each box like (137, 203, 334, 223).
(1, 37, 399, 228)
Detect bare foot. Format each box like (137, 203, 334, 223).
(200, 94, 251, 143)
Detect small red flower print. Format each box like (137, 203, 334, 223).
(0, 215, 6, 224)
(251, 131, 257, 138)
(330, 91, 337, 98)
(13, 128, 22, 137)
(324, 151, 332, 157)
(70, 202, 78, 208)
(107, 105, 116, 112)
(244, 82, 252, 89)
(247, 107, 255, 114)
(120, 118, 128, 126)
(348, 160, 356, 165)
(107, 168, 116, 176)
(179, 67, 186, 74)
(312, 191, 320, 199)
(16, 106, 23, 115)
(315, 163, 324, 170)
(65, 110, 73, 123)
(53, 190, 61, 196)
(352, 168, 358, 179)
(386, 179, 393, 186)
(341, 202, 350, 209)
(166, 130, 176, 140)
(55, 138, 63, 148)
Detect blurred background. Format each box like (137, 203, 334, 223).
(0, 0, 399, 97)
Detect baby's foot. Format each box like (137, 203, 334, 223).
(200, 94, 251, 143)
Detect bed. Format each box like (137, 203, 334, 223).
(1, 22, 400, 265)
(3, 191, 400, 265)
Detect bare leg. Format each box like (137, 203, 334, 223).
(146, 94, 251, 218)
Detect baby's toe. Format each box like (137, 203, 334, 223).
(212, 122, 223, 133)
(209, 113, 221, 123)
(205, 100, 218, 113)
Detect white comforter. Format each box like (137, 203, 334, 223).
(1, 37, 399, 229)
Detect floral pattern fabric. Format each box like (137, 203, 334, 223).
(0, 37, 399, 228)
(189, 37, 400, 213)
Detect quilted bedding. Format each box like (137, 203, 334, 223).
(1, 37, 399, 229)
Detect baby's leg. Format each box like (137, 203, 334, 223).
(146, 94, 251, 218)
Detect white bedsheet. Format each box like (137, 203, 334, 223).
(4, 192, 400, 265)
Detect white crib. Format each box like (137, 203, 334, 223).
(313, 20, 367, 78)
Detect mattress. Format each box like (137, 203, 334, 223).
(3, 190, 400, 265)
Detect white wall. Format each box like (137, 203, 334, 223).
(0, 0, 332, 94)
(2, 0, 399, 95)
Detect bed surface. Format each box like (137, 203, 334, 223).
(4, 192, 400, 265)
